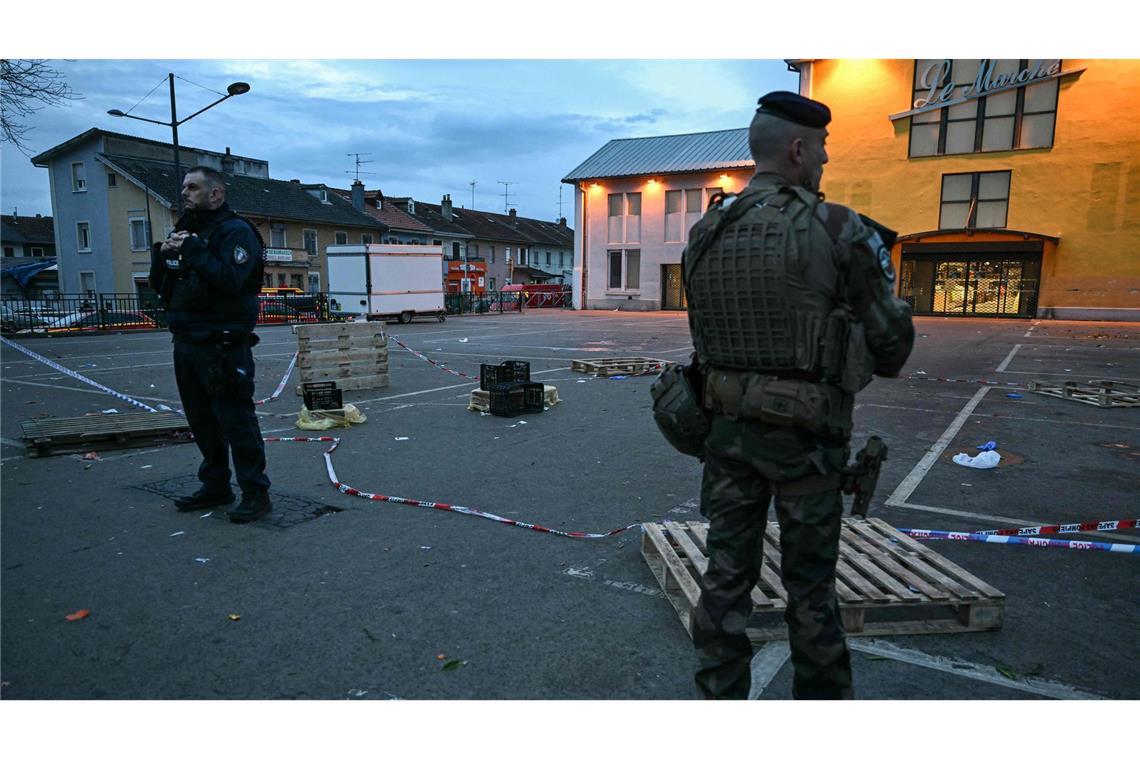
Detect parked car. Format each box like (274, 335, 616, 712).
(258, 301, 318, 325)
(42, 309, 157, 333)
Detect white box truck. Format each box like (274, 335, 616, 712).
(326, 244, 447, 324)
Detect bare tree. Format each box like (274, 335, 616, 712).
(1, 59, 82, 155)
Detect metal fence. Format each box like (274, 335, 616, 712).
(444, 291, 524, 315)
(1, 293, 330, 335)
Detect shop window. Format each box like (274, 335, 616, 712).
(909, 59, 1060, 158)
(939, 171, 1011, 230)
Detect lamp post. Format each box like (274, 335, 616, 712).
(108, 74, 250, 212)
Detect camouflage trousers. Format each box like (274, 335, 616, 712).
(693, 417, 853, 700)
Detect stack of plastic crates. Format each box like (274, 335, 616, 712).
(480, 360, 530, 390)
(488, 382, 545, 417)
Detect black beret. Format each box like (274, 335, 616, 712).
(756, 91, 831, 129)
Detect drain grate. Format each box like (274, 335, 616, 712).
(136, 475, 344, 530)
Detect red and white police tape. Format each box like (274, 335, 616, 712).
(388, 336, 480, 380)
(265, 435, 639, 540)
(0, 335, 296, 414)
(977, 518, 1139, 537)
(898, 528, 1138, 553)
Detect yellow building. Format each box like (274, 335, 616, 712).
(791, 59, 1140, 320)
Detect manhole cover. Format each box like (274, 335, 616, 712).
(136, 474, 344, 530)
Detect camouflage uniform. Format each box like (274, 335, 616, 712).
(689, 172, 914, 699)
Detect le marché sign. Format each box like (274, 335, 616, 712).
(889, 59, 1085, 121)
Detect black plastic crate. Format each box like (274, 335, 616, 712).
(488, 381, 545, 417)
(479, 360, 531, 391)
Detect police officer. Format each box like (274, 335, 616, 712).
(150, 165, 272, 523)
(684, 92, 914, 698)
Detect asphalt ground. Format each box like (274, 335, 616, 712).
(1, 312, 1137, 711)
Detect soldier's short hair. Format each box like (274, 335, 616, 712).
(185, 165, 227, 193)
(748, 111, 804, 163)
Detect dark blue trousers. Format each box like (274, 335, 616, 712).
(173, 338, 270, 497)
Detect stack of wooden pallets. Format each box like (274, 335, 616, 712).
(570, 357, 667, 377)
(294, 321, 389, 395)
(1028, 379, 1139, 408)
(641, 517, 1005, 641)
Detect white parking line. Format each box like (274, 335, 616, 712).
(848, 638, 1106, 699)
(995, 343, 1022, 372)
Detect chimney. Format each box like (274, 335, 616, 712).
(222, 147, 235, 174)
(558, 217, 567, 227)
(441, 194, 453, 222)
(352, 180, 365, 212)
(509, 207, 517, 222)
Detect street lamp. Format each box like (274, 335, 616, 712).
(108, 74, 250, 212)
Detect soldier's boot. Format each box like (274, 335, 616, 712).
(174, 488, 235, 512)
(228, 491, 272, 523)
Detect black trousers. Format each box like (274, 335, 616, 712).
(172, 337, 270, 496)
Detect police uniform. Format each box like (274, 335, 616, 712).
(150, 202, 272, 522)
(684, 92, 915, 698)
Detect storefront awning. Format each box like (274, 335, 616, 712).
(897, 229, 1060, 245)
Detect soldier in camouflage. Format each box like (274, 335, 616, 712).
(685, 92, 915, 699)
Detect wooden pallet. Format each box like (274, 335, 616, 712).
(468, 384, 560, 412)
(20, 412, 191, 457)
(1028, 379, 1139, 408)
(641, 517, 1005, 642)
(570, 357, 666, 377)
(294, 321, 390, 395)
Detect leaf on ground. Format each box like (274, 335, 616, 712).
(65, 609, 90, 621)
(997, 666, 1019, 680)
(442, 659, 468, 671)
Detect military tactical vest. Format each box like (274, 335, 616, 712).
(685, 186, 835, 377)
(166, 212, 265, 314)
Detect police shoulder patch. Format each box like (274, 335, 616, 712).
(877, 244, 895, 283)
(233, 246, 249, 265)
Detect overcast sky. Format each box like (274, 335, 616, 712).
(3, 59, 795, 223)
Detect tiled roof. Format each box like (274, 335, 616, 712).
(328, 188, 434, 234)
(398, 200, 573, 248)
(562, 128, 753, 182)
(1, 215, 55, 244)
(31, 128, 260, 167)
(99, 155, 386, 229)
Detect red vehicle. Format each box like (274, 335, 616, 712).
(258, 301, 318, 325)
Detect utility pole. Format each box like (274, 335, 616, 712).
(346, 153, 374, 182)
(469, 179, 476, 210)
(497, 181, 515, 213)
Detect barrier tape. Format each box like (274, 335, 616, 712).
(901, 374, 1029, 389)
(898, 528, 1139, 554)
(976, 518, 1139, 537)
(1, 335, 160, 413)
(255, 351, 297, 406)
(265, 434, 638, 539)
(389, 335, 480, 380)
(2, 336, 297, 416)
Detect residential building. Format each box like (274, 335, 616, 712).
(30, 129, 386, 298)
(563, 59, 1140, 319)
(1, 214, 58, 296)
(329, 183, 434, 246)
(393, 196, 573, 292)
(562, 130, 753, 310)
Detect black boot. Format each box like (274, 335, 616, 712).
(174, 488, 235, 512)
(229, 491, 272, 523)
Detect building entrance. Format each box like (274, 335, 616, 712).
(900, 252, 1040, 317)
(661, 264, 687, 310)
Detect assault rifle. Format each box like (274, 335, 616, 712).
(841, 436, 888, 518)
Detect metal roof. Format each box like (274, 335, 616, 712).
(562, 128, 753, 183)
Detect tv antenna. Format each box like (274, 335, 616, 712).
(497, 180, 515, 213)
(557, 185, 564, 221)
(346, 153, 375, 182)
(469, 180, 476, 210)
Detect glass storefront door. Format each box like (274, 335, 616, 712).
(900, 253, 1040, 317)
